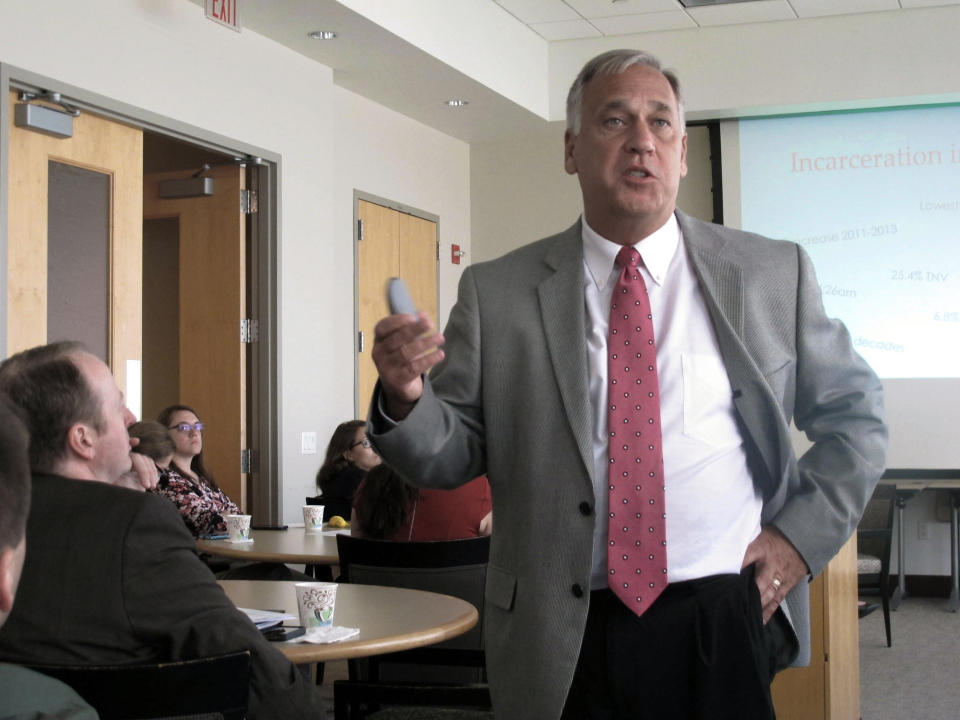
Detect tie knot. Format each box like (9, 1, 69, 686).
(616, 246, 641, 270)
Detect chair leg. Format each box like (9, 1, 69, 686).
(881, 589, 892, 647)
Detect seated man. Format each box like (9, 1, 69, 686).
(0, 394, 98, 719)
(0, 342, 323, 719)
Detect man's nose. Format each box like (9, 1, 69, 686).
(627, 123, 655, 153)
(124, 407, 136, 427)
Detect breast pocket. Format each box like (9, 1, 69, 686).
(681, 353, 742, 448)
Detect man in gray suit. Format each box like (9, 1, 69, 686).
(369, 50, 887, 719)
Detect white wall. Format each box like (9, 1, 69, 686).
(0, 0, 472, 525)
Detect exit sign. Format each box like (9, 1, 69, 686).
(205, 0, 240, 33)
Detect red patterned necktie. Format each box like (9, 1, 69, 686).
(607, 245, 667, 617)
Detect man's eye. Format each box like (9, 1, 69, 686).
(604, 117, 625, 127)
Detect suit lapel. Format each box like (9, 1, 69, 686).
(678, 212, 783, 497)
(537, 223, 594, 479)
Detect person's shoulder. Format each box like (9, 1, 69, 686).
(467, 221, 581, 281)
(678, 211, 798, 262)
(33, 472, 144, 506)
(34, 472, 187, 529)
(0, 663, 99, 719)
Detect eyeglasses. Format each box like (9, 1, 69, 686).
(350, 437, 372, 449)
(170, 422, 205, 433)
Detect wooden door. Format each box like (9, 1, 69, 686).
(142, 165, 246, 507)
(7, 91, 143, 390)
(356, 199, 438, 414)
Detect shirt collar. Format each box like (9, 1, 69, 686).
(581, 213, 681, 291)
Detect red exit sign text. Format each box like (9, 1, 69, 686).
(205, 0, 240, 33)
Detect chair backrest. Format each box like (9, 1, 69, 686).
(858, 484, 895, 564)
(305, 495, 324, 506)
(336, 535, 490, 649)
(26, 650, 250, 720)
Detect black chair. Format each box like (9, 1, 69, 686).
(334, 535, 493, 720)
(857, 484, 895, 647)
(25, 650, 250, 720)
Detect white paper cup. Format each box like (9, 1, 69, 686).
(295, 582, 337, 628)
(223, 514, 251, 542)
(303, 505, 325, 532)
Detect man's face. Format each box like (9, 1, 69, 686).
(74, 353, 135, 483)
(564, 64, 687, 244)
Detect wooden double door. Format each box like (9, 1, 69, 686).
(356, 198, 438, 414)
(6, 91, 248, 505)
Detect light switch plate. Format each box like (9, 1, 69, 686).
(301, 431, 317, 455)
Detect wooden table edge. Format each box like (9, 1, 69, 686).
(196, 539, 338, 565)
(274, 603, 479, 662)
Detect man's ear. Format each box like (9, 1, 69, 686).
(65, 422, 96, 460)
(0, 547, 15, 615)
(564, 129, 578, 176)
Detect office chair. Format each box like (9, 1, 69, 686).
(333, 535, 493, 720)
(857, 484, 895, 647)
(25, 650, 250, 720)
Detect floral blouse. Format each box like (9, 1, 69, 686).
(152, 465, 240, 537)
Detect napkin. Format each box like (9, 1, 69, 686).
(289, 626, 360, 644)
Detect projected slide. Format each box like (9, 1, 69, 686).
(739, 107, 960, 379)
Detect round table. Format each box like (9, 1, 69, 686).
(198, 528, 342, 565)
(219, 580, 479, 663)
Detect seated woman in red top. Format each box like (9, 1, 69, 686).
(352, 464, 493, 541)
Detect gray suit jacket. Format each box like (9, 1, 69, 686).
(370, 211, 888, 719)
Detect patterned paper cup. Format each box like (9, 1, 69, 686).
(223, 514, 251, 542)
(302, 505, 325, 532)
(295, 582, 337, 628)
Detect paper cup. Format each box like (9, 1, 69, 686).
(224, 514, 251, 542)
(296, 582, 337, 628)
(303, 505, 325, 532)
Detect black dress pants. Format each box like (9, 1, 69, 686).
(561, 566, 781, 720)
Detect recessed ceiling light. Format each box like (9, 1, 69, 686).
(445, 99, 469, 108)
(307, 30, 337, 40)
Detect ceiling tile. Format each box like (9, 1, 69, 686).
(789, 0, 899, 16)
(686, 0, 796, 25)
(591, 10, 697, 32)
(899, 0, 960, 6)
(494, 0, 582, 24)
(564, 0, 683, 19)
(529, 18, 604, 38)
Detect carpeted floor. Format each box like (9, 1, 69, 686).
(859, 596, 960, 720)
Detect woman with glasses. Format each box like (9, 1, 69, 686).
(314, 420, 381, 522)
(152, 404, 240, 537)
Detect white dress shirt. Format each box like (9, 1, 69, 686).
(582, 214, 762, 589)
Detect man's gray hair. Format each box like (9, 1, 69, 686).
(566, 49, 686, 135)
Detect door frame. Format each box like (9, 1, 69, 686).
(352, 190, 440, 418)
(0, 63, 283, 523)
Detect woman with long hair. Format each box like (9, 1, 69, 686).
(153, 404, 240, 537)
(353, 464, 493, 541)
(314, 420, 381, 521)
